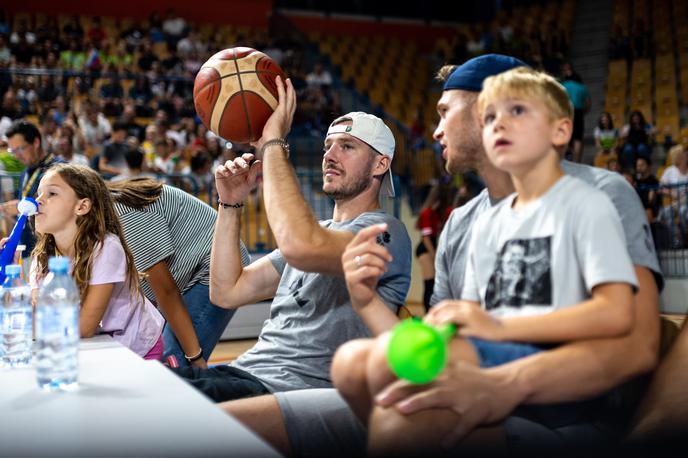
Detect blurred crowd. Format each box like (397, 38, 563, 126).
(0, 8, 346, 201)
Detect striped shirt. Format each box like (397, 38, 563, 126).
(114, 185, 250, 303)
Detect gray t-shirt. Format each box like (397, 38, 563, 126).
(231, 210, 412, 392)
(431, 161, 663, 307)
(462, 175, 638, 317)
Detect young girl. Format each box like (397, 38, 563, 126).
(593, 111, 619, 169)
(30, 164, 164, 360)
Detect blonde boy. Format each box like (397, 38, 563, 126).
(425, 67, 638, 366)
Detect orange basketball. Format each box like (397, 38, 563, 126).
(193, 47, 286, 143)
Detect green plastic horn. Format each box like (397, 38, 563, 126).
(387, 317, 457, 384)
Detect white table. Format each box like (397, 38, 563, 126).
(0, 336, 280, 457)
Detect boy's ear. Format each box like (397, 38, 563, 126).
(552, 118, 573, 147)
(75, 198, 92, 216)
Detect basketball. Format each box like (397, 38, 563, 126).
(193, 47, 286, 143)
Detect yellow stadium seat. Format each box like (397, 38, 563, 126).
(24, 114, 39, 125)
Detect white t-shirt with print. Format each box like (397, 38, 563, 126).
(462, 175, 638, 318)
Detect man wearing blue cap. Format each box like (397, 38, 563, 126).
(220, 55, 663, 456)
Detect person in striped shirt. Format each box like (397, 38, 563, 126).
(108, 178, 250, 368)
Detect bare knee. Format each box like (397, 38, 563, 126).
(220, 395, 292, 457)
(332, 338, 374, 399)
(366, 332, 396, 394)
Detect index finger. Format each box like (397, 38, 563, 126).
(375, 377, 430, 407)
(275, 75, 286, 110)
(350, 223, 388, 246)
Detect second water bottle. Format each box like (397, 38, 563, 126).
(35, 256, 80, 391)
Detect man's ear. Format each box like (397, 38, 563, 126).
(374, 154, 391, 177)
(552, 118, 573, 147)
(75, 198, 92, 216)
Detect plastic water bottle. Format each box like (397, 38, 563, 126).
(35, 256, 80, 391)
(0, 264, 32, 368)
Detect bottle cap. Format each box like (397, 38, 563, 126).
(5, 264, 21, 276)
(17, 198, 39, 216)
(48, 256, 70, 273)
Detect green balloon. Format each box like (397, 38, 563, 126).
(387, 318, 457, 384)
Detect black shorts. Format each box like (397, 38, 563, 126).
(572, 109, 585, 141)
(170, 364, 270, 402)
(415, 236, 437, 257)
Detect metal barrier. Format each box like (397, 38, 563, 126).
(5, 166, 687, 276)
(640, 182, 688, 278)
(0, 169, 400, 254)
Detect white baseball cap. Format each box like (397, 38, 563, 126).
(326, 112, 395, 197)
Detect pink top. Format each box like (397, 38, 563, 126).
(31, 233, 164, 357)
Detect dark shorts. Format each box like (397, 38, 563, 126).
(415, 236, 437, 257)
(467, 337, 544, 368)
(170, 364, 270, 402)
(572, 109, 585, 141)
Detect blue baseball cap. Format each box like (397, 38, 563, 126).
(443, 54, 528, 92)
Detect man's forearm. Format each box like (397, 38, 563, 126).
(261, 145, 321, 252)
(354, 295, 399, 336)
(261, 145, 352, 274)
(495, 266, 659, 405)
(209, 206, 246, 307)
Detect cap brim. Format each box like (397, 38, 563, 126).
(381, 169, 395, 198)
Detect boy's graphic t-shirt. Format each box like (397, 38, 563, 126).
(461, 175, 638, 317)
(484, 236, 553, 310)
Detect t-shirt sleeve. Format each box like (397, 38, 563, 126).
(118, 210, 174, 272)
(431, 215, 453, 305)
(350, 212, 412, 311)
(574, 193, 638, 292)
(460, 217, 482, 302)
(90, 235, 127, 285)
(268, 249, 285, 275)
(659, 168, 672, 185)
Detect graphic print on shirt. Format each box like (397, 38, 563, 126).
(289, 276, 310, 308)
(376, 231, 391, 246)
(484, 237, 552, 310)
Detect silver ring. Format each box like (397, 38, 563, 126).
(355, 255, 362, 267)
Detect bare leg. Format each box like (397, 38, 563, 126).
(331, 338, 377, 423)
(367, 336, 483, 456)
(219, 395, 291, 457)
(417, 252, 435, 281)
(366, 333, 398, 395)
(369, 405, 506, 457)
(628, 320, 688, 439)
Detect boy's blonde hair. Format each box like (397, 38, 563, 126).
(477, 67, 573, 122)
